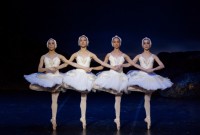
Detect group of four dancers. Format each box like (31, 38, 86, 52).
(24, 35, 173, 131)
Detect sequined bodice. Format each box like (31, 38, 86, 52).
(109, 54, 125, 66)
(139, 54, 154, 69)
(76, 55, 91, 68)
(44, 55, 61, 68)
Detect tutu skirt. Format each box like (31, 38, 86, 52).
(62, 69, 96, 92)
(24, 72, 63, 88)
(94, 70, 128, 93)
(127, 70, 173, 91)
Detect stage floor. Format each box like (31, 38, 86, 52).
(0, 89, 200, 135)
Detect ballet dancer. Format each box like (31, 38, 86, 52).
(24, 38, 89, 130)
(62, 35, 117, 129)
(125, 37, 173, 129)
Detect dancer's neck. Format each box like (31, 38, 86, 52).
(48, 50, 56, 55)
(80, 47, 87, 52)
(113, 48, 121, 54)
(143, 50, 151, 55)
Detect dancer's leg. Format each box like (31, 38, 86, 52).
(144, 93, 152, 129)
(29, 84, 45, 91)
(80, 93, 87, 129)
(51, 92, 60, 130)
(114, 95, 121, 130)
(29, 84, 61, 92)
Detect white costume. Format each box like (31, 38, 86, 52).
(127, 54, 173, 91)
(24, 54, 63, 90)
(94, 53, 128, 93)
(62, 52, 96, 92)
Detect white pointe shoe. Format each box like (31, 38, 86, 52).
(144, 116, 151, 130)
(50, 118, 57, 130)
(114, 118, 120, 130)
(80, 117, 86, 130)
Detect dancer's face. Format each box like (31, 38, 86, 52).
(79, 37, 88, 47)
(142, 40, 151, 50)
(47, 40, 56, 51)
(112, 38, 121, 49)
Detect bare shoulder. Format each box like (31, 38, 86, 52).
(40, 54, 46, 59)
(135, 54, 141, 58)
(87, 50, 92, 54)
(106, 53, 111, 57)
(88, 51, 96, 57)
(72, 52, 78, 57)
(88, 50, 93, 55)
(57, 53, 62, 57)
(152, 53, 158, 58)
(121, 53, 127, 58)
(122, 52, 129, 57)
(57, 53, 65, 59)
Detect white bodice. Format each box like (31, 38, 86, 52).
(44, 54, 61, 68)
(76, 54, 91, 68)
(139, 54, 154, 69)
(109, 53, 125, 66)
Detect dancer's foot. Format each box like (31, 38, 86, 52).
(114, 118, 120, 130)
(50, 118, 57, 130)
(80, 117, 86, 130)
(144, 116, 151, 130)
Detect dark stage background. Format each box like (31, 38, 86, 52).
(1, 0, 200, 134)
(2, 0, 200, 88)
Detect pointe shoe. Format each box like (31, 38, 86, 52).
(50, 118, 57, 130)
(144, 116, 151, 130)
(114, 118, 120, 130)
(80, 117, 86, 130)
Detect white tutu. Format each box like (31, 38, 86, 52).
(94, 70, 128, 93)
(63, 69, 96, 92)
(24, 72, 63, 88)
(127, 70, 173, 91)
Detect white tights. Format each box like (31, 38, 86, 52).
(80, 93, 87, 129)
(51, 92, 60, 130)
(144, 93, 152, 129)
(51, 92, 59, 119)
(114, 95, 121, 130)
(144, 93, 151, 119)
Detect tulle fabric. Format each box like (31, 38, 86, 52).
(63, 69, 96, 92)
(127, 70, 173, 91)
(94, 70, 128, 93)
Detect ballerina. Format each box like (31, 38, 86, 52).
(125, 37, 173, 129)
(24, 38, 89, 130)
(92, 35, 135, 130)
(62, 35, 116, 130)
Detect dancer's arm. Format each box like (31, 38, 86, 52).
(90, 53, 110, 71)
(146, 55, 165, 72)
(124, 54, 147, 72)
(38, 55, 55, 72)
(50, 54, 72, 70)
(107, 54, 132, 70)
(57, 54, 90, 71)
(90, 52, 116, 70)
(122, 63, 131, 68)
(54, 54, 68, 70)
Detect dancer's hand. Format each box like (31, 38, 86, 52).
(112, 66, 118, 71)
(83, 67, 91, 72)
(89, 68, 93, 72)
(52, 67, 58, 73)
(145, 68, 154, 73)
(47, 67, 57, 73)
(117, 64, 123, 70)
(114, 65, 122, 71)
